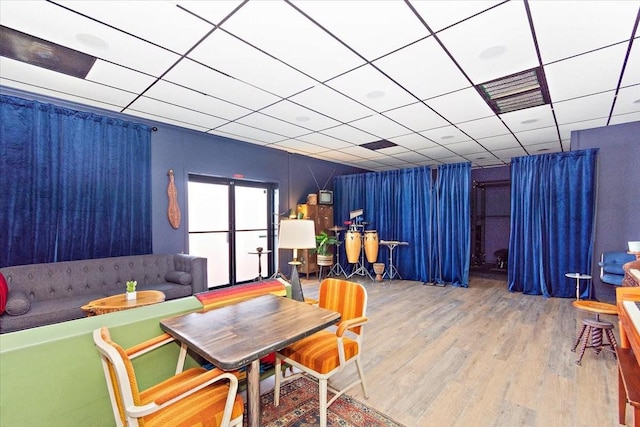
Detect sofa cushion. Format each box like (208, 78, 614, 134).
(165, 271, 192, 285)
(6, 290, 31, 316)
(0, 272, 7, 315)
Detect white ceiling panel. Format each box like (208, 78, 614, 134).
(163, 59, 279, 111)
(409, 1, 503, 33)
(260, 100, 340, 131)
(1, 0, 637, 172)
(289, 84, 373, 123)
(220, 1, 364, 81)
(326, 65, 417, 112)
(213, 122, 287, 144)
(493, 146, 528, 159)
(236, 112, 310, 138)
(57, 0, 214, 54)
(374, 37, 471, 101)
(425, 87, 494, 123)
(144, 81, 250, 121)
(291, 0, 428, 61)
(188, 30, 315, 98)
(129, 96, 228, 129)
(388, 133, 439, 151)
(436, 1, 538, 84)
(86, 60, 156, 94)
(0, 57, 136, 108)
(0, 0, 179, 76)
(319, 125, 377, 144)
(529, 0, 639, 64)
(500, 104, 556, 133)
(349, 114, 410, 139)
(544, 43, 630, 102)
(553, 91, 617, 125)
(456, 116, 510, 140)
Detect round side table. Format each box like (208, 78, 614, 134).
(565, 272, 591, 300)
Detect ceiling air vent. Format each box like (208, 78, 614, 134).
(476, 67, 550, 114)
(360, 139, 397, 150)
(0, 26, 96, 78)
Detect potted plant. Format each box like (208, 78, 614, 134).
(314, 230, 337, 266)
(126, 280, 137, 300)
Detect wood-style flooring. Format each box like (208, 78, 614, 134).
(289, 275, 629, 427)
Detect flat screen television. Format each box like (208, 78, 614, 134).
(318, 190, 333, 205)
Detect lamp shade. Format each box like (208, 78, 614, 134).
(278, 219, 316, 250)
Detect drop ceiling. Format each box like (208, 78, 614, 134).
(0, 0, 638, 171)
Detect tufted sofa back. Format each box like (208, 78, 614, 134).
(1, 254, 180, 302)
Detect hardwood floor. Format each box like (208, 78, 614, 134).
(291, 275, 629, 427)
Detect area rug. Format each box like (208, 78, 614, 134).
(244, 376, 405, 427)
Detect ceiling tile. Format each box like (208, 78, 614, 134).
(0, 57, 136, 108)
(419, 125, 471, 145)
(270, 139, 327, 154)
(86, 60, 156, 93)
(349, 114, 410, 139)
(319, 124, 377, 144)
(289, 84, 373, 123)
(435, 1, 538, 84)
(325, 64, 417, 112)
(383, 101, 451, 132)
(609, 110, 640, 125)
(291, 0, 428, 61)
(163, 59, 279, 111)
(144, 80, 251, 121)
(445, 140, 489, 156)
(558, 117, 608, 140)
(417, 145, 459, 160)
(456, 116, 510, 139)
(340, 145, 385, 159)
(425, 87, 494, 123)
(612, 85, 640, 116)
(475, 133, 521, 150)
(529, 0, 640, 64)
(188, 30, 316, 98)
(392, 151, 433, 163)
(388, 133, 439, 151)
(132, 110, 209, 132)
(346, 159, 389, 170)
(57, 0, 214, 54)
(500, 104, 556, 133)
(409, 1, 503, 33)
(236, 112, 310, 138)
(174, 1, 246, 26)
(0, 0, 180, 76)
(220, 0, 365, 81)
(621, 39, 640, 88)
(544, 43, 630, 102)
(296, 132, 352, 150)
(128, 96, 228, 129)
(553, 91, 616, 125)
(374, 37, 471, 100)
(492, 146, 528, 160)
(260, 100, 340, 131)
(515, 126, 561, 146)
(213, 122, 288, 144)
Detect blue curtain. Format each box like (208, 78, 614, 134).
(334, 167, 433, 280)
(508, 149, 598, 298)
(431, 163, 471, 287)
(0, 95, 152, 267)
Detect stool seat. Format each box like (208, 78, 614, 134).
(582, 317, 614, 329)
(572, 300, 618, 316)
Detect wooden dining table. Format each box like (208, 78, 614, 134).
(159, 293, 340, 427)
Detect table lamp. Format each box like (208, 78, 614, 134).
(278, 219, 316, 302)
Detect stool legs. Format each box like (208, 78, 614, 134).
(572, 324, 587, 352)
(573, 318, 617, 365)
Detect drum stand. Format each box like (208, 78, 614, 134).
(347, 238, 374, 281)
(380, 241, 408, 281)
(328, 229, 348, 278)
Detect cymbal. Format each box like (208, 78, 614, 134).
(328, 226, 347, 231)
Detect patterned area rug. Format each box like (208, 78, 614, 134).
(244, 376, 405, 427)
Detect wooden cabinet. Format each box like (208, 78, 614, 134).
(296, 204, 334, 279)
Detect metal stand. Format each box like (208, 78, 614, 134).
(347, 237, 373, 281)
(328, 228, 347, 278)
(380, 241, 408, 281)
(248, 248, 272, 281)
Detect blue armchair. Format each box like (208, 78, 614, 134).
(598, 252, 636, 286)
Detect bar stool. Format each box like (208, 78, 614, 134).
(571, 300, 618, 365)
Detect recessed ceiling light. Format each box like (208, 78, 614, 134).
(75, 33, 109, 50)
(295, 116, 310, 122)
(479, 45, 507, 60)
(537, 148, 550, 152)
(366, 90, 385, 99)
(521, 119, 539, 125)
(475, 156, 486, 160)
(441, 135, 454, 140)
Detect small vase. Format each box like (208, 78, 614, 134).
(126, 291, 137, 301)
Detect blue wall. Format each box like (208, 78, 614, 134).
(572, 121, 640, 302)
(0, 86, 366, 274)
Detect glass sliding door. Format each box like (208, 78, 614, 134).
(188, 175, 276, 288)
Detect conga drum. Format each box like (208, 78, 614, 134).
(364, 230, 379, 263)
(345, 231, 361, 263)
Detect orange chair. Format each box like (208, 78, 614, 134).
(274, 278, 369, 427)
(93, 327, 244, 427)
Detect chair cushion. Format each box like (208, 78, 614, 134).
(279, 330, 359, 374)
(140, 367, 244, 427)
